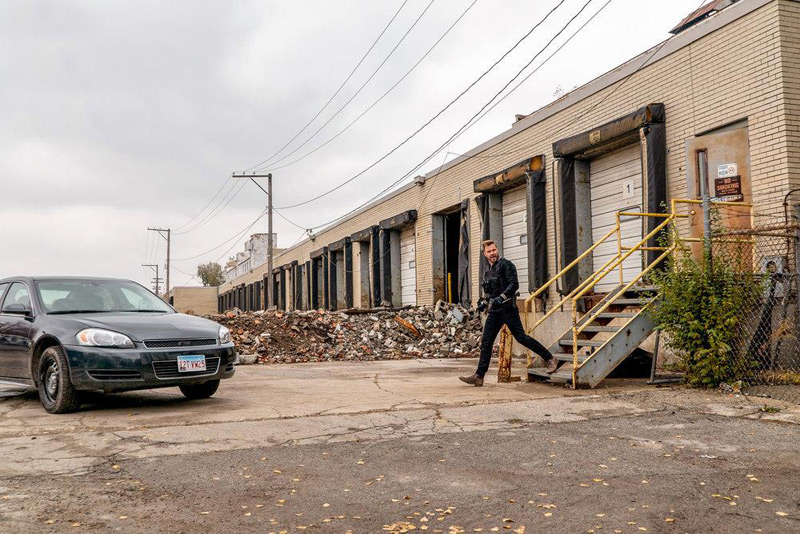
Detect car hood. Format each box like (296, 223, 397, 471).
(68, 313, 221, 342)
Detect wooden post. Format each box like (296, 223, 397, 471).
(497, 325, 514, 383)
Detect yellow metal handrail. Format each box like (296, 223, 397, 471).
(564, 198, 754, 387)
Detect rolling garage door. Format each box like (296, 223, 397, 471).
(590, 143, 643, 293)
(502, 186, 528, 298)
(400, 227, 416, 306)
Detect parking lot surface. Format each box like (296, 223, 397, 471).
(1, 358, 798, 533)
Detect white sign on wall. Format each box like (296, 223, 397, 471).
(717, 163, 738, 178)
(622, 178, 636, 200)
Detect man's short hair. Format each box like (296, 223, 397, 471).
(481, 240, 496, 250)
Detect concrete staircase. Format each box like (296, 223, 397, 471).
(528, 285, 657, 387)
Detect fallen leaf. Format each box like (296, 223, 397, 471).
(665, 518, 675, 523)
(776, 512, 789, 517)
(543, 513, 552, 518)
(273, 470, 282, 474)
(119, 515, 128, 520)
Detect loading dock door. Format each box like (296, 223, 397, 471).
(589, 143, 643, 293)
(400, 227, 416, 306)
(502, 186, 529, 298)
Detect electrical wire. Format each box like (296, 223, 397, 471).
(459, 0, 707, 163)
(173, 209, 268, 262)
(174, 179, 248, 235)
(172, 177, 234, 232)
(272, 0, 569, 210)
(244, 0, 410, 172)
(293, 0, 599, 233)
(254, 0, 480, 174)
(253, 0, 438, 173)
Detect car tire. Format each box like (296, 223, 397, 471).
(38, 346, 81, 414)
(179, 379, 220, 400)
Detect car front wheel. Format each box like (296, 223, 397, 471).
(38, 346, 81, 414)
(179, 379, 220, 400)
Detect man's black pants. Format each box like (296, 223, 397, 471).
(476, 306, 553, 377)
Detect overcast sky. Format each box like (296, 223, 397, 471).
(0, 0, 704, 290)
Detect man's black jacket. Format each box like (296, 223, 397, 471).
(481, 257, 519, 312)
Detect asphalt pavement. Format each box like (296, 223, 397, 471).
(1, 358, 798, 533)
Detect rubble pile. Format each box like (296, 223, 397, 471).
(209, 302, 483, 364)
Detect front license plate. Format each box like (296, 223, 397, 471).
(177, 355, 206, 373)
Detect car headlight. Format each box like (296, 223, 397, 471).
(219, 325, 231, 344)
(76, 328, 135, 349)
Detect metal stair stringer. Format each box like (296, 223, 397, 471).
(570, 299, 656, 388)
(528, 287, 658, 387)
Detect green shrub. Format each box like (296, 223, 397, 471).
(650, 242, 760, 388)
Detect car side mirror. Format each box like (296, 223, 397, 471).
(2, 303, 33, 317)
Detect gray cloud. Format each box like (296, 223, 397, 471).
(0, 0, 703, 288)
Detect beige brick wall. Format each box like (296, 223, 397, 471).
(781, 0, 800, 194)
(221, 0, 797, 339)
(172, 286, 219, 316)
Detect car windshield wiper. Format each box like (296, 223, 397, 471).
(130, 310, 169, 313)
(48, 310, 112, 315)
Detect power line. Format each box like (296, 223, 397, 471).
(253, 0, 438, 173)
(172, 209, 267, 262)
(174, 179, 248, 235)
(459, 0, 705, 163)
(273, 0, 569, 210)
(401, 0, 612, 168)
(291, 0, 598, 233)
(243, 0, 410, 172)
(254, 0, 480, 174)
(172, 177, 234, 232)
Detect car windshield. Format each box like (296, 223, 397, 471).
(36, 279, 174, 314)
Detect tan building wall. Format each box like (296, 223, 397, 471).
(221, 0, 799, 346)
(781, 1, 800, 193)
(171, 286, 219, 316)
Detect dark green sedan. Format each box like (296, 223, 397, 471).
(0, 277, 236, 413)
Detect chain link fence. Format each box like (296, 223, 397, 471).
(709, 220, 800, 403)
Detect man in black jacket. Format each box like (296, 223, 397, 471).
(460, 240, 558, 386)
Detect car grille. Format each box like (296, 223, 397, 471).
(152, 357, 220, 379)
(87, 369, 143, 381)
(143, 338, 217, 349)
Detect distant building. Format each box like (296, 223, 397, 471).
(219, 0, 800, 319)
(223, 233, 280, 283)
(168, 286, 219, 316)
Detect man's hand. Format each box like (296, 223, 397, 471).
(475, 300, 488, 313)
(489, 296, 506, 309)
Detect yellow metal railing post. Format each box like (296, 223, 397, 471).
(617, 212, 624, 287)
(571, 306, 578, 388)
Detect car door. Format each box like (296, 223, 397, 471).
(0, 282, 36, 379)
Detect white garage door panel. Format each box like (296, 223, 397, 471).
(400, 227, 416, 306)
(590, 144, 643, 293)
(502, 186, 529, 298)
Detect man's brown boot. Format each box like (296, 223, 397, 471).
(545, 358, 559, 374)
(459, 374, 484, 386)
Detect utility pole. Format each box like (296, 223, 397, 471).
(142, 264, 161, 295)
(232, 172, 272, 309)
(148, 227, 171, 299)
